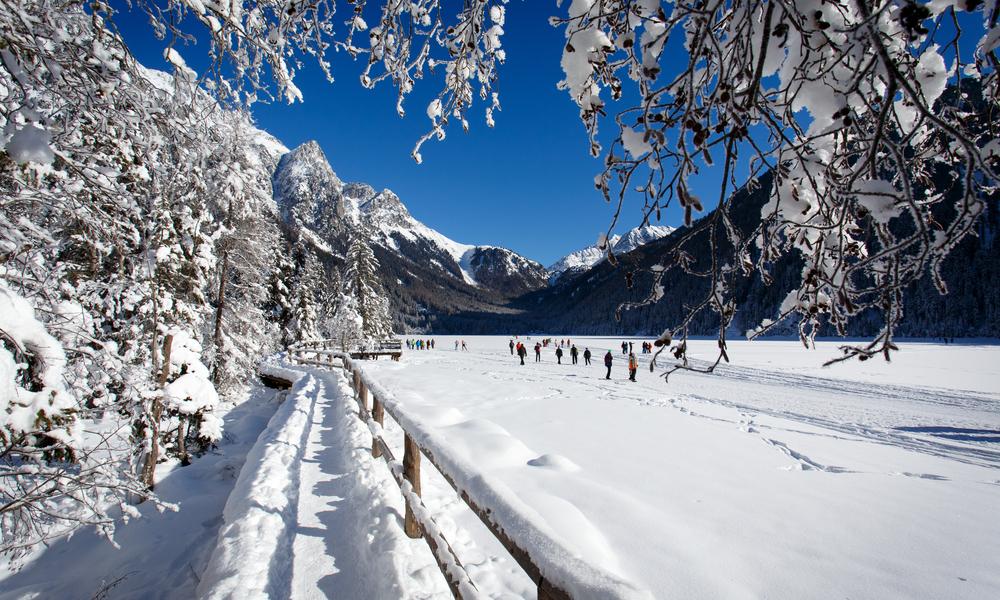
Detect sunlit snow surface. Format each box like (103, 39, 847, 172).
(360, 337, 1000, 599)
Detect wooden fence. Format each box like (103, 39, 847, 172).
(285, 340, 646, 600)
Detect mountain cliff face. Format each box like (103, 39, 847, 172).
(272, 141, 549, 331)
(465, 167, 999, 338)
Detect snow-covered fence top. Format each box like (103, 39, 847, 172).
(289, 344, 653, 600)
(291, 338, 402, 361)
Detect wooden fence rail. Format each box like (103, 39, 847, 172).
(285, 340, 644, 600)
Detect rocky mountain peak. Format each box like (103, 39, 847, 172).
(273, 141, 344, 229)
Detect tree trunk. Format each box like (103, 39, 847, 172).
(212, 250, 229, 384)
(141, 333, 173, 490)
(177, 416, 189, 466)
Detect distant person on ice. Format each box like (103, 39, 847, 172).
(570, 345, 579, 364)
(517, 342, 527, 365)
(583, 347, 591, 365)
(454, 340, 459, 350)
(461, 340, 468, 351)
(556, 347, 563, 364)
(509, 339, 515, 355)
(604, 350, 613, 379)
(621, 341, 628, 355)
(534, 343, 542, 362)
(628, 352, 638, 382)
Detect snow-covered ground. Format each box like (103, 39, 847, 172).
(2, 339, 997, 599)
(0, 385, 285, 599)
(359, 337, 1000, 599)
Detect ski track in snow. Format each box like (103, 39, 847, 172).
(441, 346, 1000, 477)
(470, 347, 1000, 472)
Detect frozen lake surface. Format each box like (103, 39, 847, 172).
(360, 337, 1000, 599)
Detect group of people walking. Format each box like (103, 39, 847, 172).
(619, 340, 655, 355)
(407, 339, 435, 350)
(510, 339, 642, 381)
(406, 339, 471, 351)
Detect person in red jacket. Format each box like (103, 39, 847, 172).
(628, 352, 638, 382)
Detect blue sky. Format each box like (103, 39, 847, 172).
(111, 3, 982, 267)
(112, 2, 683, 266)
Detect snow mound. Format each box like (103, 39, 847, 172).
(527, 454, 582, 472)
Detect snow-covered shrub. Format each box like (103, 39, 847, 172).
(0, 281, 74, 457)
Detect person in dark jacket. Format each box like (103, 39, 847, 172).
(517, 342, 527, 365)
(570, 345, 579, 364)
(509, 339, 515, 355)
(604, 350, 613, 379)
(621, 341, 628, 355)
(555, 347, 563, 364)
(583, 348, 592, 365)
(534, 343, 542, 362)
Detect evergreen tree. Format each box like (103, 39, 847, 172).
(203, 110, 281, 395)
(265, 235, 297, 348)
(287, 239, 323, 343)
(344, 225, 394, 341)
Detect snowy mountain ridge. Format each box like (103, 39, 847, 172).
(548, 224, 676, 283)
(272, 142, 550, 327)
(275, 141, 548, 289)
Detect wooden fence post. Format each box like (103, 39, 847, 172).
(358, 380, 368, 418)
(403, 433, 422, 538)
(371, 397, 384, 458)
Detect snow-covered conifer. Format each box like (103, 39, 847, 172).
(344, 225, 394, 341)
(287, 241, 324, 343)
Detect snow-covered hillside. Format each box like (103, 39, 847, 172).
(548, 224, 675, 282)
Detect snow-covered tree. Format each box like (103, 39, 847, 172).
(203, 110, 282, 395)
(344, 226, 394, 341)
(1, 0, 282, 561)
(287, 240, 324, 343)
(109, 1, 998, 367)
(265, 235, 297, 348)
(329, 291, 365, 352)
(550, 1, 999, 369)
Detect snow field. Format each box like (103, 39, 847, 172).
(359, 337, 1000, 599)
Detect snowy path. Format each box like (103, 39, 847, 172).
(358, 337, 1000, 600)
(197, 367, 463, 599)
(289, 370, 451, 599)
(288, 368, 534, 599)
